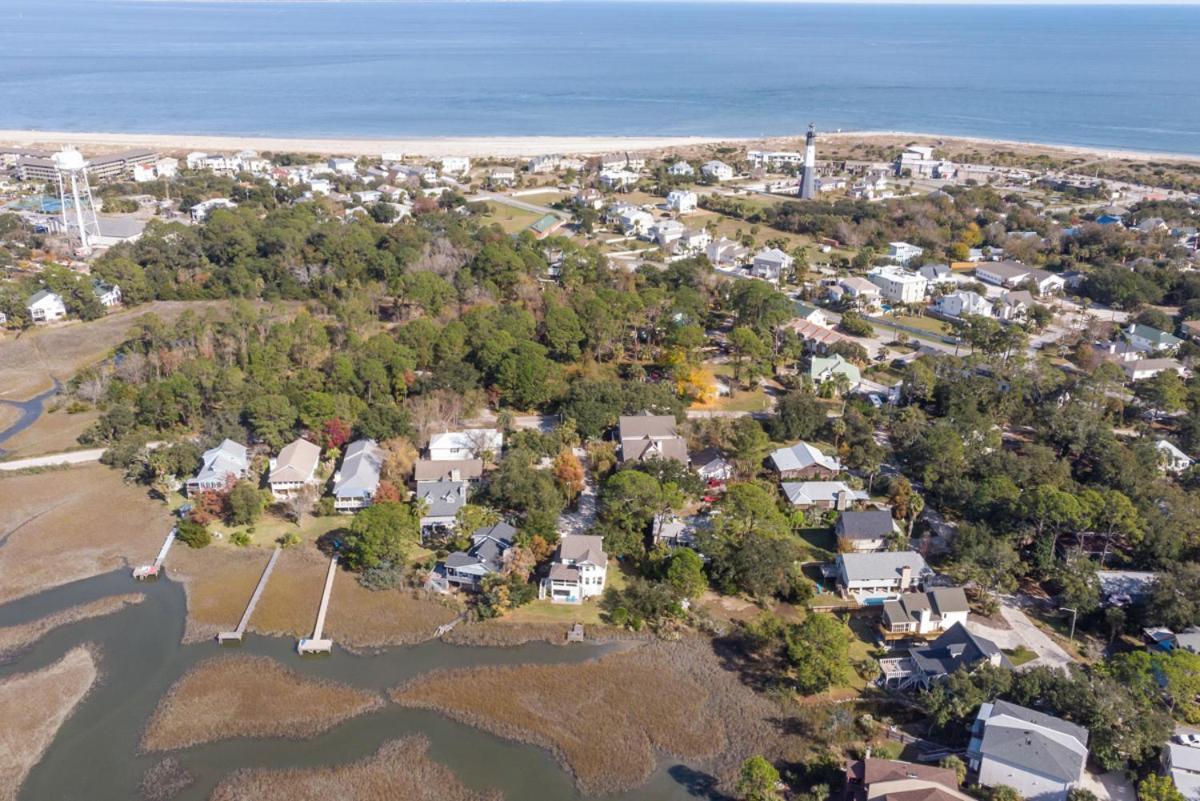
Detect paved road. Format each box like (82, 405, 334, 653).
(0, 448, 106, 471)
(966, 596, 1075, 671)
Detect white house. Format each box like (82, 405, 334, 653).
(651, 219, 686, 247)
(751, 247, 794, 282)
(190, 198, 237, 222)
(328, 157, 357, 176)
(667, 161, 694, 177)
(975, 261, 1065, 294)
(748, 150, 803, 170)
(793, 301, 829, 328)
(675, 228, 711, 257)
(600, 169, 640, 191)
(701, 160, 734, 181)
(835, 551, 932, 602)
(428, 429, 503, 462)
(488, 166, 516, 187)
(888, 242, 924, 265)
(770, 441, 841, 479)
(267, 437, 322, 501)
(868, 266, 928, 304)
(706, 237, 749, 268)
(968, 701, 1089, 801)
(540, 534, 608, 604)
(666, 189, 698, 213)
(27, 290, 67, 323)
(90, 280, 121, 308)
(880, 587, 970, 638)
(332, 439, 384, 512)
(1157, 439, 1194, 473)
(837, 276, 883, 308)
(617, 208, 654, 237)
(1126, 323, 1182, 353)
(186, 439, 250, 496)
(526, 155, 560, 174)
(782, 481, 869, 510)
(1166, 741, 1200, 801)
(440, 156, 470, 175)
(935, 290, 993, 319)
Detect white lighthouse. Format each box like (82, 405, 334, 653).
(52, 146, 101, 254)
(799, 124, 817, 200)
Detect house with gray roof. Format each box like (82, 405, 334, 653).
(440, 522, 516, 589)
(186, 439, 250, 496)
(416, 479, 467, 536)
(1166, 741, 1200, 801)
(835, 508, 898, 552)
(880, 587, 970, 639)
(268, 437, 322, 500)
(968, 700, 1089, 801)
(412, 458, 483, 483)
(770, 441, 841, 480)
(540, 534, 608, 604)
(619, 413, 688, 465)
(835, 550, 932, 602)
(782, 481, 869, 511)
(879, 622, 1006, 689)
(332, 439, 384, 512)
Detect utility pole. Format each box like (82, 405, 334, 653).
(1059, 607, 1078, 643)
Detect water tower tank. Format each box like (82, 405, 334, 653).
(52, 147, 87, 171)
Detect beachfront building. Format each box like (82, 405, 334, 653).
(701, 160, 734, 181)
(440, 156, 470, 175)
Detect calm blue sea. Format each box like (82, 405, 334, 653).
(3, 1, 1199, 154)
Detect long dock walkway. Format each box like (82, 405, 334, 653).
(298, 555, 338, 654)
(133, 527, 177, 579)
(218, 546, 281, 643)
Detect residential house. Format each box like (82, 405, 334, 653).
(835, 550, 932, 601)
(416, 479, 467, 535)
(652, 513, 699, 549)
(701, 160, 734, 181)
(810, 354, 862, 389)
(666, 189, 697, 213)
(488, 166, 516, 187)
(706, 236, 750, 268)
(618, 413, 688, 464)
(816, 176, 847, 193)
(540, 534, 608, 604)
(975, 261, 1065, 294)
(968, 701, 1089, 801)
(428, 429, 503, 462)
(1166, 742, 1200, 801)
(782, 481, 869, 511)
(888, 242, 925, 265)
(868, 266, 928, 304)
(1180, 320, 1200, 343)
(600, 169, 640, 191)
(441, 522, 516, 589)
(935, 290, 993, 319)
(525, 154, 560, 173)
(794, 301, 830, 328)
(748, 150, 803, 170)
(574, 187, 605, 210)
(1124, 358, 1186, 382)
(917, 263, 956, 286)
(27, 290, 67, 323)
(186, 439, 250, 496)
(332, 439, 384, 512)
(190, 197, 237, 222)
(675, 228, 711, 257)
(1127, 323, 1183, 353)
(844, 758, 976, 801)
(770, 441, 841, 479)
(879, 587, 970, 640)
(998, 290, 1034, 323)
(880, 623, 1006, 689)
(617, 207, 654, 236)
(835, 509, 898, 552)
(92, 280, 122, 308)
(413, 458, 483, 483)
(667, 160, 694, 177)
(529, 214, 564, 239)
(836, 277, 883, 309)
(327, 157, 357, 175)
(751, 247, 794, 282)
(267, 437, 322, 500)
(1156, 440, 1193, 473)
(651, 218, 686, 247)
(691, 447, 733, 483)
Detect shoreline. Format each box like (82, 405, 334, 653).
(2, 128, 1198, 163)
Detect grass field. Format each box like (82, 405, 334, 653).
(210, 736, 501, 801)
(884, 314, 953, 337)
(0, 464, 173, 605)
(0, 646, 97, 801)
(142, 654, 382, 752)
(1003, 645, 1038, 667)
(479, 202, 543, 234)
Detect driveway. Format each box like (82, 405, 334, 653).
(1080, 770, 1136, 801)
(0, 448, 105, 471)
(558, 448, 597, 536)
(965, 596, 1075, 671)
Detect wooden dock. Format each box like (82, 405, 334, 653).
(297, 555, 338, 654)
(218, 546, 281, 644)
(133, 527, 177, 580)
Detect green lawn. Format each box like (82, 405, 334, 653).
(888, 314, 952, 336)
(1003, 645, 1038, 667)
(479, 202, 544, 233)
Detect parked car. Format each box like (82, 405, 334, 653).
(1176, 734, 1200, 746)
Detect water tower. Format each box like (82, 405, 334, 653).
(52, 146, 101, 253)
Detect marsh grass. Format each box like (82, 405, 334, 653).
(0, 645, 98, 801)
(141, 655, 383, 752)
(209, 736, 501, 801)
(0, 594, 142, 660)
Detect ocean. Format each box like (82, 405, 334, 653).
(3, 1, 1199, 154)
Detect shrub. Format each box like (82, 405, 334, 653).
(277, 531, 301, 549)
(230, 531, 251, 547)
(176, 518, 211, 549)
(357, 561, 407, 591)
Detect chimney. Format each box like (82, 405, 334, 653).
(900, 565, 912, 589)
(919, 606, 932, 629)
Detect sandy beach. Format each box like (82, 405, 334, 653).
(2, 128, 1197, 164)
